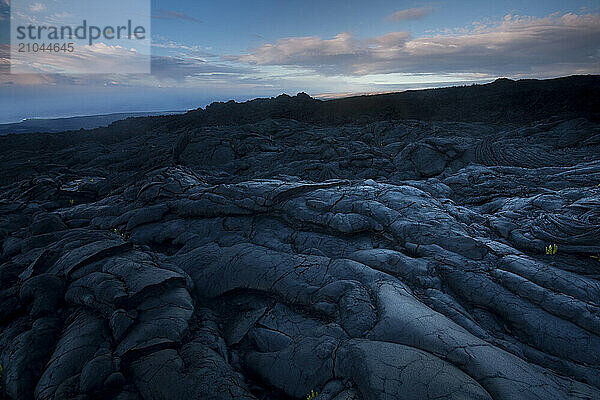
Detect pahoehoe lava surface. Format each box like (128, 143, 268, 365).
(1, 78, 600, 400)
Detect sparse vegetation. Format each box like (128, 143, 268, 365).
(113, 228, 130, 240)
(545, 243, 558, 255)
(306, 389, 318, 400)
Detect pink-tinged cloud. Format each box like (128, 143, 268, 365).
(235, 33, 360, 66)
(232, 12, 600, 77)
(386, 7, 434, 22)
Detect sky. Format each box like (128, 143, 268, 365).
(0, 0, 599, 123)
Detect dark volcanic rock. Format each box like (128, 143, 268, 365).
(1, 79, 600, 400)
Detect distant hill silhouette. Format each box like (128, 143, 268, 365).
(1, 75, 598, 139)
(130, 75, 598, 131)
(313, 75, 600, 124)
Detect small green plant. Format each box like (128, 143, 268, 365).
(112, 228, 130, 240)
(591, 255, 600, 262)
(69, 199, 74, 206)
(545, 243, 558, 255)
(306, 389, 318, 400)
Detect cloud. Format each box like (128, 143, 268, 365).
(232, 33, 365, 74)
(386, 7, 433, 22)
(52, 12, 72, 19)
(2, 42, 257, 89)
(151, 40, 216, 58)
(232, 12, 600, 77)
(10, 43, 150, 74)
(152, 10, 200, 22)
(29, 2, 46, 12)
(150, 55, 254, 81)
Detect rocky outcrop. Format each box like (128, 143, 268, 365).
(1, 112, 599, 400)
